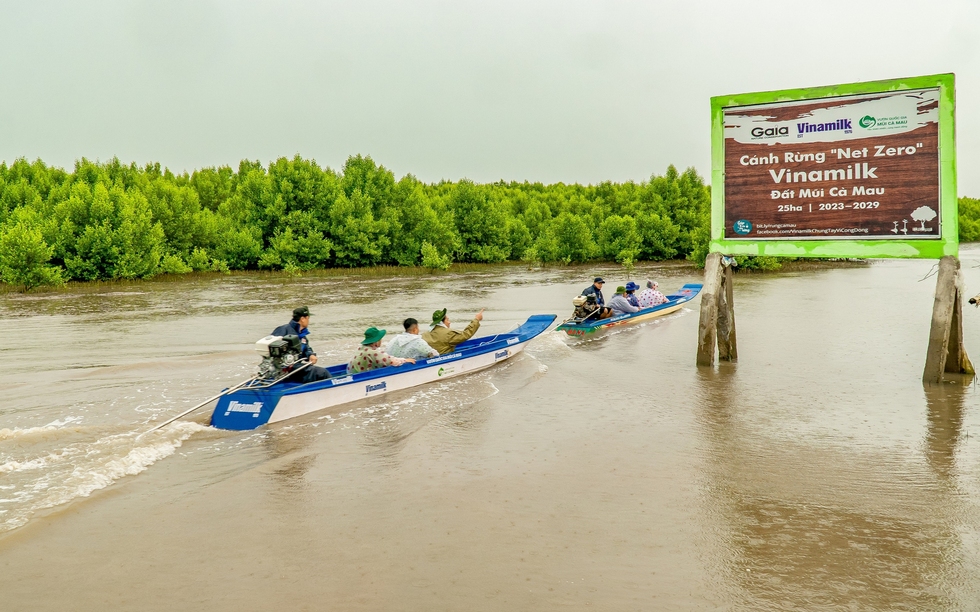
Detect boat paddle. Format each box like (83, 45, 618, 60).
(136, 361, 312, 439)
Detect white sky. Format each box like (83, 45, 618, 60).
(1, 0, 978, 194)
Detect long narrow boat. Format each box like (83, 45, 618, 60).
(210, 314, 557, 430)
(556, 283, 702, 337)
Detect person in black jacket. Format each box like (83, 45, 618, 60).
(271, 306, 331, 383)
(580, 277, 612, 318)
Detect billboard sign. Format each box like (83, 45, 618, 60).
(710, 74, 956, 258)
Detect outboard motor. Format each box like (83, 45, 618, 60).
(254, 334, 304, 380)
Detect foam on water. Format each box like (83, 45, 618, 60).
(524, 329, 575, 358)
(0, 416, 84, 442)
(0, 421, 209, 533)
(336, 372, 500, 429)
(558, 307, 693, 344)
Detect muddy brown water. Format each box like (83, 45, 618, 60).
(2, 254, 980, 610)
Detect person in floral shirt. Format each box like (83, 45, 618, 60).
(348, 327, 416, 374)
(636, 280, 667, 308)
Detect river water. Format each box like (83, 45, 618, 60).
(2, 252, 980, 610)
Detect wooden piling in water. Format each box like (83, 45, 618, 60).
(697, 253, 737, 367)
(718, 263, 737, 362)
(923, 256, 975, 384)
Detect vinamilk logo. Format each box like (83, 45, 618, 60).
(859, 115, 876, 128)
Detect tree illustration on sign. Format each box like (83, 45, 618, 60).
(911, 206, 937, 230)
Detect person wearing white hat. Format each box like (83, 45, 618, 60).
(636, 280, 667, 308)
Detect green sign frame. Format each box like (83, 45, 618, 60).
(710, 73, 956, 258)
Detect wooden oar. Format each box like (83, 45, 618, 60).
(137, 376, 258, 439)
(137, 360, 313, 438)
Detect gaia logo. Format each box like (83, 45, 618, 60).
(859, 115, 876, 128)
(733, 219, 752, 235)
(438, 367, 445, 376)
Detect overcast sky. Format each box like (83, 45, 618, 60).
(1, 1, 978, 194)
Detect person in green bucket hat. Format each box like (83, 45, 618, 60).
(347, 326, 416, 374)
(608, 285, 640, 316)
(421, 307, 484, 355)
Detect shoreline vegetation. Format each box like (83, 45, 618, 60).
(0, 258, 871, 298)
(0, 260, 534, 295)
(0, 155, 975, 292)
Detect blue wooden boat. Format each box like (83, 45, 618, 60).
(210, 314, 557, 430)
(556, 283, 702, 336)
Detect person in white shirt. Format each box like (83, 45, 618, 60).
(386, 318, 439, 360)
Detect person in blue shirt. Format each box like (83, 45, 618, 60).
(580, 277, 612, 318)
(625, 281, 641, 307)
(271, 306, 331, 383)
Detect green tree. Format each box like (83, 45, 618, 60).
(341, 155, 395, 207)
(534, 213, 596, 263)
(0, 211, 63, 290)
(144, 179, 207, 255)
(112, 190, 164, 278)
(329, 189, 388, 267)
(160, 253, 192, 274)
(637, 211, 681, 260)
(596, 215, 641, 263)
(57, 183, 164, 280)
(259, 227, 333, 270)
(191, 166, 236, 211)
(507, 218, 533, 260)
(214, 227, 263, 269)
(386, 178, 459, 266)
(420, 241, 452, 270)
(960, 197, 980, 242)
(0, 156, 723, 284)
(450, 180, 510, 263)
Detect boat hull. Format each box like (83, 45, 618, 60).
(211, 314, 556, 431)
(556, 283, 702, 336)
(268, 343, 522, 424)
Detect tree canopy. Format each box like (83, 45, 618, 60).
(0, 154, 976, 290)
(0, 155, 712, 288)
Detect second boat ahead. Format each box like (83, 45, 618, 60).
(556, 283, 702, 336)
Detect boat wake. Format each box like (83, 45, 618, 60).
(0, 416, 85, 443)
(524, 330, 575, 359)
(567, 307, 694, 343)
(0, 335, 554, 533)
(0, 420, 209, 534)
(266, 371, 503, 436)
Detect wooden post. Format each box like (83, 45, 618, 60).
(697, 253, 739, 367)
(923, 256, 975, 384)
(696, 253, 722, 366)
(718, 263, 737, 361)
